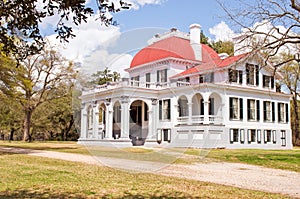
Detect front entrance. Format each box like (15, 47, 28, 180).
(129, 100, 149, 146)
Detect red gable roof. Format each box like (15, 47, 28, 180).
(130, 36, 196, 68)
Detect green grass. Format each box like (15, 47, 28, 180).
(185, 148, 300, 172)
(0, 151, 290, 198)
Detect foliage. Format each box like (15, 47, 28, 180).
(211, 40, 234, 56)
(0, 47, 77, 141)
(0, 0, 131, 62)
(89, 67, 120, 85)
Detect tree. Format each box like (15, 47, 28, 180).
(0, 0, 131, 62)
(0, 46, 77, 141)
(89, 67, 120, 85)
(211, 40, 234, 56)
(219, 0, 300, 145)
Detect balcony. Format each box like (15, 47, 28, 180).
(177, 115, 223, 125)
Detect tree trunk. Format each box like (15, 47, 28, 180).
(9, 128, 15, 141)
(23, 109, 32, 142)
(292, 96, 300, 146)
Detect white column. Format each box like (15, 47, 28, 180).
(80, 103, 87, 139)
(188, 102, 193, 125)
(106, 106, 113, 139)
(151, 99, 158, 139)
(121, 96, 130, 139)
(203, 100, 209, 124)
(93, 103, 99, 139)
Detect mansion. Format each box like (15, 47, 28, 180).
(79, 24, 292, 149)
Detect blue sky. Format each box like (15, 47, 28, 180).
(44, 0, 237, 76)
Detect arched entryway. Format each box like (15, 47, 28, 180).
(129, 100, 149, 146)
(113, 101, 121, 139)
(98, 103, 106, 139)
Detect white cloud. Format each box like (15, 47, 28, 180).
(209, 21, 235, 42)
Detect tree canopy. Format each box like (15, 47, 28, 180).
(0, 0, 131, 62)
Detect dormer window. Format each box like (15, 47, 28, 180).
(228, 69, 243, 84)
(199, 73, 214, 83)
(246, 63, 259, 86)
(263, 75, 275, 89)
(157, 69, 167, 84)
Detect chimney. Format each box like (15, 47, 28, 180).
(189, 24, 202, 61)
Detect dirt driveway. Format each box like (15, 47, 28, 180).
(1, 146, 299, 198)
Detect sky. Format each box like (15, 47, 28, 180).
(41, 0, 239, 77)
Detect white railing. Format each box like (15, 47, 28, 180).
(192, 115, 204, 123)
(177, 116, 189, 124)
(177, 115, 223, 125)
(209, 115, 223, 125)
(176, 81, 191, 87)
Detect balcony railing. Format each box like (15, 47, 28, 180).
(82, 80, 191, 95)
(177, 115, 223, 125)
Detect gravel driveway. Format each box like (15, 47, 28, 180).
(1, 146, 299, 198)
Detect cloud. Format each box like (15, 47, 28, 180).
(209, 21, 236, 42)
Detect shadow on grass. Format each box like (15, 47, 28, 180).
(0, 189, 193, 199)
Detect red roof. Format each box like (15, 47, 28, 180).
(130, 36, 196, 68)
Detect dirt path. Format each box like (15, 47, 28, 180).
(1, 146, 299, 198)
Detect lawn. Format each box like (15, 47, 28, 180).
(1, 141, 300, 172)
(0, 151, 290, 198)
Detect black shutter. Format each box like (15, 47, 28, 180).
(272, 102, 275, 122)
(271, 76, 275, 89)
(246, 64, 250, 84)
(159, 100, 162, 120)
(201, 99, 204, 115)
(157, 71, 160, 82)
(247, 99, 250, 120)
(255, 65, 259, 86)
(239, 98, 243, 120)
(164, 69, 168, 82)
(277, 103, 281, 122)
(285, 103, 289, 123)
(256, 100, 260, 121)
(263, 75, 266, 87)
(229, 69, 232, 83)
(209, 98, 214, 115)
(239, 71, 243, 84)
(263, 101, 267, 121)
(229, 98, 233, 119)
(167, 99, 171, 119)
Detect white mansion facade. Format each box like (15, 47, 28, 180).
(79, 24, 292, 149)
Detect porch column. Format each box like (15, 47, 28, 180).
(105, 100, 113, 139)
(121, 96, 130, 139)
(80, 103, 87, 139)
(203, 100, 209, 124)
(93, 102, 99, 139)
(151, 98, 158, 139)
(188, 102, 193, 125)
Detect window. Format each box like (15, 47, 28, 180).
(240, 129, 245, 143)
(228, 69, 243, 84)
(264, 130, 272, 143)
(281, 130, 286, 146)
(247, 99, 260, 121)
(257, 129, 262, 143)
(229, 97, 243, 120)
(247, 129, 256, 143)
(278, 103, 289, 123)
(157, 69, 167, 84)
(159, 99, 171, 120)
(263, 75, 274, 89)
(146, 73, 151, 88)
(246, 63, 259, 86)
(263, 101, 275, 122)
(131, 76, 139, 86)
(178, 96, 189, 117)
(199, 73, 214, 83)
(272, 130, 277, 143)
(230, 129, 239, 143)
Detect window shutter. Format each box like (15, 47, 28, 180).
(256, 100, 260, 121)
(157, 71, 160, 82)
(240, 129, 245, 143)
(246, 64, 250, 84)
(272, 102, 275, 122)
(255, 65, 259, 86)
(257, 130, 261, 143)
(229, 69, 232, 83)
(164, 69, 168, 82)
(159, 100, 162, 120)
(263, 75, 266, 87)
(271, 76, 274, 89)
(167, 99, 171, 119)
(263, 101, 267, 121)
(239, 71, 243, 84)
(229, 98, 233, 119)
(239, 98, 243, 120)
(157, 129, 162, 142)
(264, 130, 267, 143)
(247, 99, 250, 120)
(201, 99, 204, 115)
(285, 103, 289, 123)
(277, 103, 281, 122)
(209, 98, 214, 115)
(167, 129, 171, 142)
